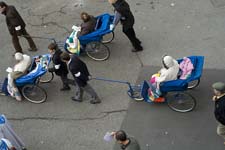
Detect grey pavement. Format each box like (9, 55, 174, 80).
(0, 0, 225, 150)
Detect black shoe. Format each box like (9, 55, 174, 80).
(22, 148, 27, 150)
(71, 97, 82, 102)
(132, 47, 143, 52)
(60, 86, 71, 91)
(90, 100, 101, 104)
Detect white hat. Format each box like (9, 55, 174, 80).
(15, 52, 23, 61)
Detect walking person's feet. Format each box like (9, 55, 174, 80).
(132, 46, 143, 52)
(60, 86, 71, 91)
(71, 97, 82, 102)
(90, 99, 101, 104)
(28, 47, 38, 51)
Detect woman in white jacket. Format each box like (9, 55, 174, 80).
(149, 55, 179, 101)
(156, 55, 179, 86)
(7, 52, 31, 101)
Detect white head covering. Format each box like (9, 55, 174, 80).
(14, 53, 23, 61)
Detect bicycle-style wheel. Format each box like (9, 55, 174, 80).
(166, 92, 196, 113)
(127, 84, 144, 101)
(39, 72, 54, 83)
(101, 32, 114, 44)
(188, 79, 200, 89)
(21, 84, 47, 104)
(86, 42, 110, 61)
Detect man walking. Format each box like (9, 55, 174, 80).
(108, 0, 143, 52)
(212, 82, 225, 145)
(60, 52, 101, 104)
(0, 1, 37, 53)
(48, 43, 70, 91)
(112, 130, 141, 150)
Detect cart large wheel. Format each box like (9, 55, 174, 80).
(101, 32, 114, 44)
(86, 42, 110, 61)
(166, 92, 196, 113)
(21, 84, 47, 104)
(188, 79, 200, 89)
(39, 72, 54, 83)
(127, 84, 144, 101)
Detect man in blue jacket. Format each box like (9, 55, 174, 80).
(60, 52, 101, 104)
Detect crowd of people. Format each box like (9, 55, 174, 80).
(0, 0, 225, 149)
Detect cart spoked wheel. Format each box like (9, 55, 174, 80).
(166, 92, 196, 113)
(21, 84, 47, 104)
(127, 84, 144, 101)
(86, 42, 110, 61)
(39, 72, 54, 83)
(101, 32, 114, 44)
(187, 79, 200, 89)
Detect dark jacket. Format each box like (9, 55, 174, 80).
(112, 0, 134, 30)
(214, 95, 225, 125)
(3, 5, 26, 35)
(52, 49, 68, 76)
(68, 55, 90, 87)
(78, 16, 96, 37)
(120, 137, 140, 150)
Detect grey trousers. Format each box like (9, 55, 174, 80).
(217, 123, 225, 139)
(67, 79, 99, 101)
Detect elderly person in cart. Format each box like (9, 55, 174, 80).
(6, 52, 31, 101)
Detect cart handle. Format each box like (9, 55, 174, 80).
(91, 77, 133, 90)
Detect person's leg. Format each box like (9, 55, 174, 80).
(60, 74, 71, 91)
(12, 34, 23, 53)
(82, 83, 101, 104)
(21, 29, 37, 51)
(217, 123, 225, 141)
(122, 27, 143, 51)
(71, 84, 83, 102)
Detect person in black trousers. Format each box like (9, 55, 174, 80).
(0, 1, 37, 53)
(60, 52, 101, 104)
(48, 43, 70, 91)
(109, 0, 143, 52)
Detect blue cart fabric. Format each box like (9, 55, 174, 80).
(1, 78, 9, 96)
(141, 56, 204, 101)
(0, 140, 8, 150)
(15, 54, 50, 87)
(65, 13, 114, 47)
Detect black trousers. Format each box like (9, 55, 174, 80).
(11, 28, 37, 53)
(122, 27, 142, 50)
(59, 74, 70, 88)
(65, 78, 99, 101)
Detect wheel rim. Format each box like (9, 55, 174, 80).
(188, 79, 200, 89)
(167, 92, 196, 112)
(101, 32, 114, 44)
(127, 85, 143, 101)
(22, 85, 47, 103)
(40, 72, 54, 83)
(86, 42, 110, 61)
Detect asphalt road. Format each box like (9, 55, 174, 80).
(0, 0, 225, 150)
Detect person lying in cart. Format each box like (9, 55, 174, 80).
(148, 55, 179, 102)
(6, 52, 31, 101)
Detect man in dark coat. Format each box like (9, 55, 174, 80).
(60, 52, 101, 104)
(78, 12, 97, 37)
(109, 0, 143, 52)
(112, 130, 141, 150)
(0, 1, 37, 53)
(48, 43, 70, 91)
(212, 82, 225, 145)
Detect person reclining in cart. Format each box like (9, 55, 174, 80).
(77, 12, 97, 37)
(6, 52, 31, 101)
(149, 55, 179, 102)
(66, 12, 97, 53)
